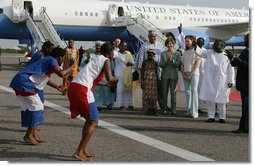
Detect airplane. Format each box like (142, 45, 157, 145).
(0, 0, 249, 53)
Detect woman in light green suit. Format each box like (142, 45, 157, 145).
(160, 37, 181, 115)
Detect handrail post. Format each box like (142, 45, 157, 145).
(39, 6, 67, 48)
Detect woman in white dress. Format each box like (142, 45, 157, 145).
(114, 41, 135, 111)
(181, 35, 201, 118)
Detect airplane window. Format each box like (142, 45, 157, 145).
(225, 19, 227, 22)
(197, 18, 200, 21)
(85, 12, 88, 16)
(156, 16, 159, 20)
(232, 19, 235, 23)
(75, 11, 78, 16)
(169, 16, 171, 20)
(173, 16, 176, 20)
(228, 19, 231, 23)
(201, 18, 204, 21)
(80, 12, 83, 16)
(90, 12, 93, 16)
(205, 18, 208, 22)
(209, 18, 212, 22)
(221, 19, 223, 22)
(190, 17, 192, 21)
(213, 19, 216, 22)
(147, 15, 150, 19)
(193, 18, 196, 21)
(95, 12, 98, 17)
(165, 16, 167, 20)
(217, 19, 220, 22)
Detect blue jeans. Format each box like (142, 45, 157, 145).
(183, 74, 199, 118)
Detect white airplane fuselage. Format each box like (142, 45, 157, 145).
(0, 0, 249, 46)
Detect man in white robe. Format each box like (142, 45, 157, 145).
(196, 39, 234, 123)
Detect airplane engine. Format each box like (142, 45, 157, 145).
(225, 35, 245, 46)
(163, 29, 210, 49)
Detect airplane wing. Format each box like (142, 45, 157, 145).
(204, 22, 249, 39)
(161, 22, 249, 40)
(207, 22, 249, 33)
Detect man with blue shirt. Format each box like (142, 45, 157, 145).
(136, 30, 165, 111)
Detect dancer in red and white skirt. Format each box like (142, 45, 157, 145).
(67, 43, 118, 161)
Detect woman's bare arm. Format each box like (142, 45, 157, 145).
(51, 65, 74, 78)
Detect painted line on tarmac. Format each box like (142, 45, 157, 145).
(0, 85, 214, 162)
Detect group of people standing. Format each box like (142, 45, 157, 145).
(135, 25, 248, 133)
(78, 39, 135, 111)
(9, 24, 248, 160)
(53, 39, 134, 112)
(58, 25, 248, 131)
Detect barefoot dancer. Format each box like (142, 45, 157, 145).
(10, 47, 75, 145)
(67, 43, 118, 161)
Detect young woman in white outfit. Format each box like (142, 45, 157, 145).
(181, 35, 201, 118)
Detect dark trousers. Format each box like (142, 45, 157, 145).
(157, 80, 164, 110)
(239, 90, 249, 131)
(162, 79, 178, 112)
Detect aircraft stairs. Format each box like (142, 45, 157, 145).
(124, 14, 167, 45)
(26, 7, 66, 50)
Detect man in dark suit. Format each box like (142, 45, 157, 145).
(225, 33, 249, 133)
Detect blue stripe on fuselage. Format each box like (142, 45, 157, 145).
(56, 26, 129, 42)
(0, 14, 30, 39)
(0, 14, 140, 52)
(0, 13, 132, 42)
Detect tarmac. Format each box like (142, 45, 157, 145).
(0, 54, 249, 162)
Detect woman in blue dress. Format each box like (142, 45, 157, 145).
(10, 47, 76, 145)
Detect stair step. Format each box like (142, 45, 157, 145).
(33, 20, 42, 22)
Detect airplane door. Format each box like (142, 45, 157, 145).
(24, 1, 33, 18)
(108, 4, 118, 25)
(108, 4, 126, 26)
(117, 6, 124, 17)
(12, 0, 26, 22)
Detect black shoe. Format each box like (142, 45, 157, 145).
(207, 118, 215, 123)
(198, 109, 205, 114)
(171, 110, 176, 115)
(146, 112, 152, 116)
(231, 129, 248, 133)
(153, 113, 158, 116)
(107, 105, 113, 110)
(152, 112, 158, 116)
(219, 119, 226, 123)
(146, 109, 153, 116)
(151, 109, 158, 116)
